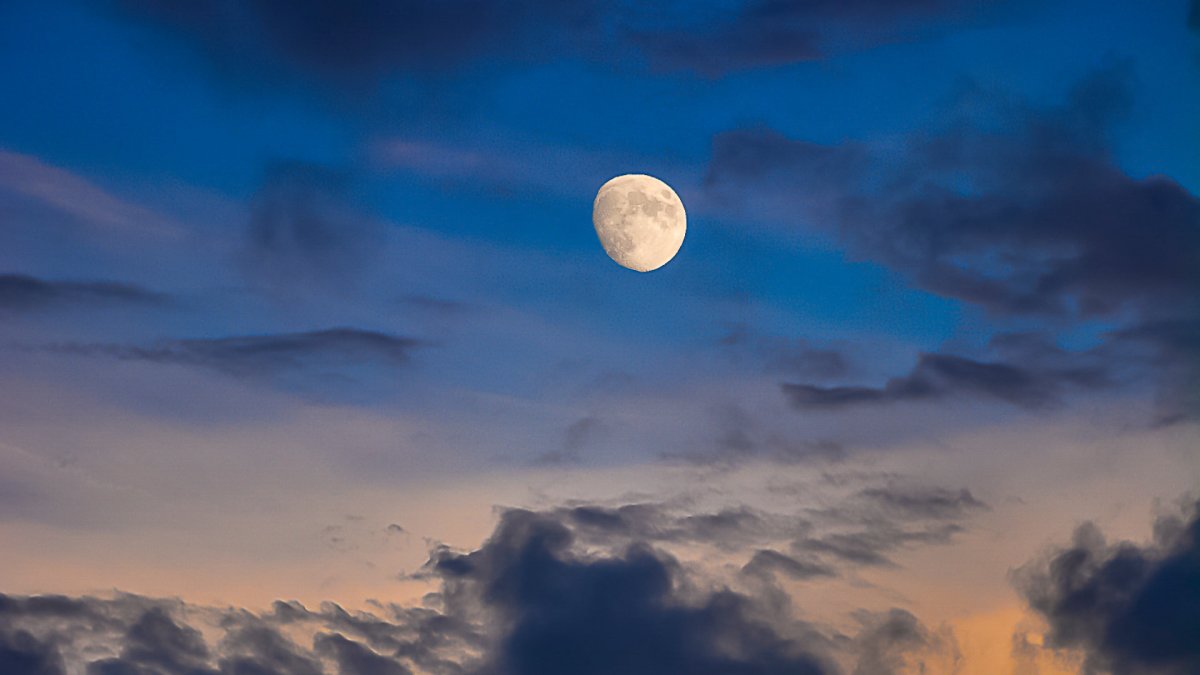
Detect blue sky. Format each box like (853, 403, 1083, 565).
(0, 1, 1197, 673)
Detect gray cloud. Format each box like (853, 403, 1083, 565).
(0, 274, 167, 313)
(428, 508, 837, 675)
(108, 0, 604, 85)
(707, 65, 1200, 324)
(0, 489, 988, 674)
(856, 485, 988, 521)
(789, 484, 989, 568)
(535, 416, 607, 466)
(634, 0, 1000, 76)
(666, 403, 847, 467)
(782, 352, 1096, 411)
(244, 161, 383, 292)
(109, 0, 999, 85)
(1013, 499, 1200, 674)
(742, 549, 837, 582)
(44, 328, 423, 379)
(707, 69, 1199, 418)
(848, 608, 959, 675)
(719, 324, 850, 380)
(0, 627, 64, 675)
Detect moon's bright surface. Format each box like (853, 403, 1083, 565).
(592, 174, 686, 272)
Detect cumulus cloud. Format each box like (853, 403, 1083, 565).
(0, 491, 984, 674)
(1013, 499, 1200, 674)
(429, 509, 837, 675)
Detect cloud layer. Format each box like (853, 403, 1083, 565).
(1015, 499, 1200, 674)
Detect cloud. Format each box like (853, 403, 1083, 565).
(429, 508, 836, 675)
(782, 352, 1092, 411)
(856, 485, 988, 520)
(555, 501, 812, 552)
(0, 274, 167, 313)
(742, 549, 837, 581)
(0, 493, 987, 674)
(848, 608, 960, 675)
(0, 627, 63, 675)
(1013, 499, 1200, 674)
(633, 0, 998, 76)
(789, 483, 988, 567)
(704, 67, 1199, 419)
(535, 416, 607, 465)
(109, 0, 998, 85)
(1190, 0, 1200, 31)
(719, 324, 850, 380)
(244, 161, 384, 291)
(108, 0, 603, 84)
(707, 64, 1200, 324)
(542, 477, 987, 572)
(88, 606, 215, 674)
(44, 328, 423, 378)
(0, 149, 182, 241)
(666, 403, 847, 466)
(313, 632, 411, 675)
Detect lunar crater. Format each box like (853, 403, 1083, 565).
(592, 174, 686, 272)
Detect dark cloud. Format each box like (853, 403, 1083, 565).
(636, 0, 997, 76)
(848, 608, 958, 675)
(0, 593, 445, 675)
(109, 0, 603, 84)
(88, 607, 216, 675)
(217, 623, 324, 675)
(708, 65, 1200, 324)
(856, 485, 988, 521)
(244, 161, 383, 291)
(1014, 499, 1200, 674)
(0, 274, 167, 313)
(44, 328, 423, 378)
(742, 549, 837, 581)
(666, 403, 847, 466)
(719, 324, 850, 380)
(396, 295, 472, 316)
(313, 633, 410, 675)
(791, 484, 988, 567)
(534, 416, 606, 465)
(0, 628, 64, 675)
(795, 522, 965, 569)
(110, 0, 997, 84)
(0, 496, 988, 674)
(551, 501, 812, 552)
(1108, 319, 1200, 423)
(782, 352, 1084, 411)
(706, 66, 1197, 420)
(544, 479, 985, 572)
(430, 508, 835, 675)
(1190, 0, 1199, 31)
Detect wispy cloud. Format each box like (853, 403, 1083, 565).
(0, 273, 168, 313)
(42, 328, 424, 378)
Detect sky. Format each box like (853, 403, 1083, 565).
(0, 1, 1198, 673)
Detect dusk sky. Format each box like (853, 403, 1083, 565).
(1, 1, 1199, 674)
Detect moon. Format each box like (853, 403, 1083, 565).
(592, 174, 686, 272)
